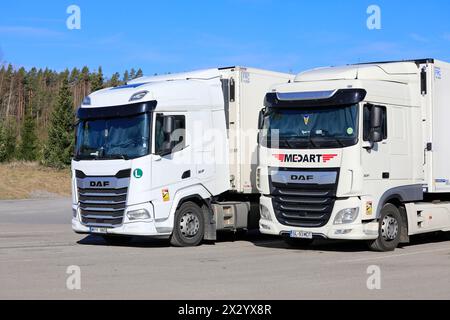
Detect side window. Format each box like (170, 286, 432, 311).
(363, 104, 387, 141)
(154, 114, 186, 154)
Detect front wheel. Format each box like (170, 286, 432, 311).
(170, 202, 205, 247)
(368, 204, 402, 252)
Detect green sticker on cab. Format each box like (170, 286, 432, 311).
(133, 168, 143, 179)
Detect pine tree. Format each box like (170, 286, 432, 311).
(109, 72, 121, 87)
(129, 68, 137, 80)
(0, 121, 16, 162)
(18, 109, 38, 161)
(0, 121, 7, 162)
(91, 66, 104, 92)
(123, 70, 129, 83)
(136, 68, 144, 79)
(42, 76, 75, 168)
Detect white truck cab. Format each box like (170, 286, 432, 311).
(258, 59, 450, 251)
(71, 67, 293, 246)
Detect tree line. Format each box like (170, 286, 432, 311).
(0, 65, 143, 167)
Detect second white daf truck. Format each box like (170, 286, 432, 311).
(258, 59, 450, 251)
(72, 67, 293, 246)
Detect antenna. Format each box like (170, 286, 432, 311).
(356, 58, 361, 79)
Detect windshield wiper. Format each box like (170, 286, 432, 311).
(280, 139, 294, 149)
(330, 137, 345, 147)
(103, 154, 130, 160)
(74, 154, 96, 161)
(307, 136, 318, 148)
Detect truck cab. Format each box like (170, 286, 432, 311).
(258, 59, 450, 251)
(72, 67, 293, 246)
(72, 69, 230, 246)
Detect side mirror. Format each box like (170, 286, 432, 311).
(370, 106, 383, 143)
(258, 108, 265, 130)
(163, 116, 174, 134)
(369, 130, 383, 143)
(370, 106, 383, 129)
(160, 116, 175, 156)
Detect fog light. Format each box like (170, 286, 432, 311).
(335, 229, 352, 235)
(127, 209, 151, 221)
(260, 224, 271, 230)
(260, 205, 272, 221)
(333, 208, 359, 225)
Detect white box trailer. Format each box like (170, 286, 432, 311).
(71, 66, 293, 246)
(257, 59, 450, 251)
(424, 60, 450, 192)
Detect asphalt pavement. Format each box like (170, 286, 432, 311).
(0, 198, 449, 300)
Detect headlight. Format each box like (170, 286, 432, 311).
(129, 91, 149, 102)
(82, 96, 91, 105)
(333, 208, 359, 225)
(260, 205, 272, 221)
(127, 209, 151, 221)
(72, 208, 78, 218)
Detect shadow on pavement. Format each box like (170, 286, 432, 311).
(77, 234, 169, 248)
(77, 230, 450, 251)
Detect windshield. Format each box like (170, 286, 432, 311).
(261, 104, 359, 149)
(75, 113, 151, 160)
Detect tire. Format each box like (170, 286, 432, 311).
(102, 235, 132, 246)
(170, 201, 205, 247)
(368, 203, 402, 252)
(284, 237, 314, 248)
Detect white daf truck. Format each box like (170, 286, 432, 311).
(71, 67, 293, 246)
(257, 59, 450, 251)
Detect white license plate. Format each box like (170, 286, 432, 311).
(90, 227, 108, 234)
(290, 230, 313, 239)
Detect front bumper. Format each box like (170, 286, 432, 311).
(72, 202, 172, 238)
(259, 195, 379, 240)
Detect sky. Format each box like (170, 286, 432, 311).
(0, 0, 449, 77)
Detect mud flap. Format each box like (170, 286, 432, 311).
(203, 203, 217, 241)
(399, 206, 410, 244)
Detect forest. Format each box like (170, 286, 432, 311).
(0, 64, 144, 167)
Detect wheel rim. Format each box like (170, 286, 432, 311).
(381, 214, 399, 241)
(179, 212, 200, 238)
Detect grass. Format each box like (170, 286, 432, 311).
(0, 161, 71, 200)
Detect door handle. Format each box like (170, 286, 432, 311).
(182, 170, 191, 179)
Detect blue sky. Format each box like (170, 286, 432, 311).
(0, 0, 449, 77)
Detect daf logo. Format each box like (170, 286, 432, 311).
(271, 170, 338, 185)
(291, 175, 314, 181)
(90, 181, 110, 188)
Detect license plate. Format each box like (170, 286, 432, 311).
(290, 230, 313, 239)
(90, 227, 108, 234)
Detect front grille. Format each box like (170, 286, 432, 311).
(270, 168, 339, 228)
(76, 170, 130, 228)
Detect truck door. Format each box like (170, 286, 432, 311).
(362, 104, 390, 182)
(151, 113, 194, 220)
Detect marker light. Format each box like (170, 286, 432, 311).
(129, 91, 149, 102)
